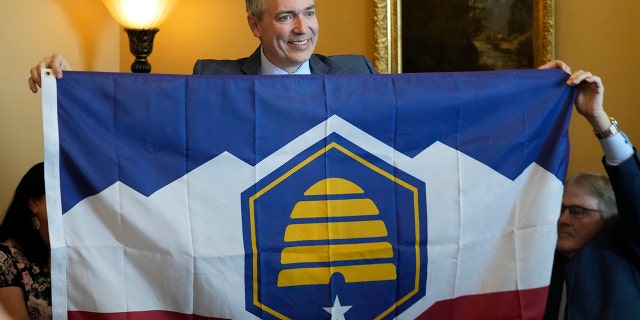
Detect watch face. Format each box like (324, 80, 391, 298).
(595, 117, 618, 139)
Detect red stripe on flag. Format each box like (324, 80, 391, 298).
(418, 287, 549, 320)
(68, 311, 230, 320)
(67, 287, 549, 320)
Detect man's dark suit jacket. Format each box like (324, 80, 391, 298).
(192, 47, 378, 75)
(544, 150, 640, 319)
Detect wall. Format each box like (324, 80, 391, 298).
(0, 2, 120, 213)
(1, 0, 639, 212)
(554, 1, 640, 175)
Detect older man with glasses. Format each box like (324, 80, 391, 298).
(542, 61, 640, 319)
(555, 174, 618, 260)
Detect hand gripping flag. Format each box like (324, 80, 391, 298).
(42, 69, 574, 320)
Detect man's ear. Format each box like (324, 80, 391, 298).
(247, 15, 261, 39)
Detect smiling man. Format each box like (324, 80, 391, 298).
(192, 0, 377, 75)
(247, 0, 319, 73)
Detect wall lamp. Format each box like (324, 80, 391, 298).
(102, 0, 179, 73)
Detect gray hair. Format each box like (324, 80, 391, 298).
(246, 0, 267, 21)
(565, 172, 618, 220)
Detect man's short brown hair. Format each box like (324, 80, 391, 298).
(246, 0, 267, 21)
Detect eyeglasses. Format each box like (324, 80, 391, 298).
(560, 205, 601, 220)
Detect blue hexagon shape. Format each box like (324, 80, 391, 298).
(241, 133, 427, 319)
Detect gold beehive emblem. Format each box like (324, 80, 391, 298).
(278, 177, 397, 287)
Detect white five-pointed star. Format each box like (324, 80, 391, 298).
(323, 295, 352, 320)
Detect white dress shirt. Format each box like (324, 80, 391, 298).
(260, 48, 311, 75)
(601, 131, 634, 165)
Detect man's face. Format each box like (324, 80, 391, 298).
(556, 184, 606, 258)
(247, 0, 319, 73)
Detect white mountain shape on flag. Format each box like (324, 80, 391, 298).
(58, 115, 561, 318)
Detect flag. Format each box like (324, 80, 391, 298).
(42, 69, 574, 320)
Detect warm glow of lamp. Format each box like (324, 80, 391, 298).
(102, 0, 179, 73)
(102, 0, 177, 29)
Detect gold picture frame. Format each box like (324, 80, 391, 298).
(373, 0, 555, 73)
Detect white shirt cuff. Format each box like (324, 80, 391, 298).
(600, 131, 634, 166)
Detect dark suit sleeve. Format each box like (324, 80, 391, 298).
(193, 60, 203, 75)
(605, 150, 640, 263)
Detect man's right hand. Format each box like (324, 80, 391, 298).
(539, 60, 610, 134)
(28, 54, 71, 93)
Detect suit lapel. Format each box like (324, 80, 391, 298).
(309, 55, 329, 74)
(241, 47, 262, 75)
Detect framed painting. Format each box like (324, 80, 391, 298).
(373, 0, 554, 73)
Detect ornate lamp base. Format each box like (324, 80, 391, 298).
(125, 28, 159, 73)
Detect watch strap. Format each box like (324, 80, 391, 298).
(594, 117, 619, 140)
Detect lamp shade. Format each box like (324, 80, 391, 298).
(102, 0, 179, 29)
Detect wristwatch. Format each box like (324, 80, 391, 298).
(594, 117, 619, 139)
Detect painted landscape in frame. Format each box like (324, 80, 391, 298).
(373, 0, 554, 73)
